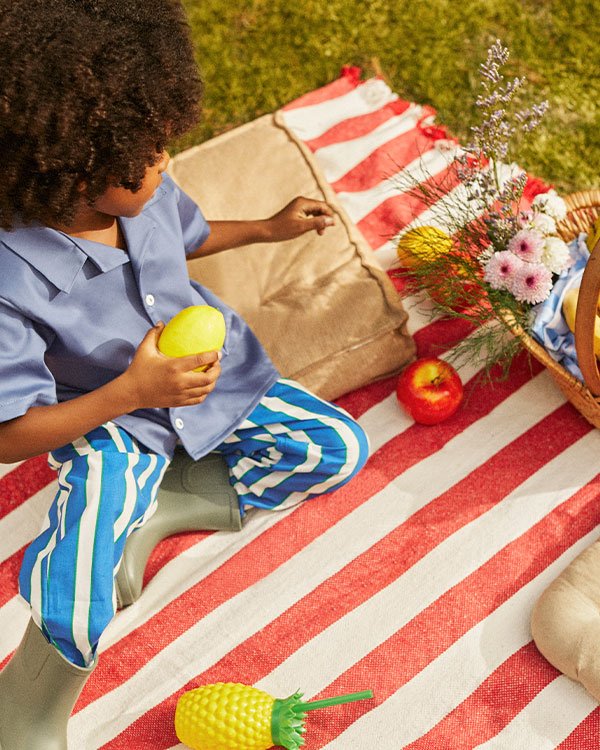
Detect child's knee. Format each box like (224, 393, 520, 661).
(343, 421, 370, 479)
(322, 417, 369, 487)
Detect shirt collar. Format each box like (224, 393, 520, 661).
(1, 226, 89, 293)
(1, 183, 165, 293)
(1, 222, 131, 293)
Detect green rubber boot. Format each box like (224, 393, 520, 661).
(115, 450, 242, 608)
(0, 619, 96, 750)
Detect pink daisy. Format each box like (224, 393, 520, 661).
(517, 210, 533, 228)
(483, 250, 524, 290)
(507, 229, 544, 262)
(511, 262, 553, 304)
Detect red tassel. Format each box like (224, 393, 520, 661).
(416, 108, 457, 143)
(420, 124, 452, 141)
(340, 65, 362, 84)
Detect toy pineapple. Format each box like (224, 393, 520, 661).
(174, 682, 374, 750)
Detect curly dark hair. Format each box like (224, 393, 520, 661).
(0, 0, 202, 229)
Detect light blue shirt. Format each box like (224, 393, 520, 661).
(0, 174, 279, 459)
(530, 234, 588, 380)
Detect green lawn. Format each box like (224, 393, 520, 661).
(179, 0, 599, 195)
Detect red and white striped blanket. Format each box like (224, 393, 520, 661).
(2, 70, 599, 749)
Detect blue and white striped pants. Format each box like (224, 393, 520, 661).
(19, 379, 369, 666)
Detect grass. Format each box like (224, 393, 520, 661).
(178, 0, 599, 195)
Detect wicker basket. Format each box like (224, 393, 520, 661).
(503, 189, 600, 428)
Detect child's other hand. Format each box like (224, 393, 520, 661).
(265, 197, 335, 240)
(122, 323, 222, 410)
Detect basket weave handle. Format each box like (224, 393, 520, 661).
(575, 236, 600, 395)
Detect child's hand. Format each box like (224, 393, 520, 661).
(122, 323, 222, 410)
(265, 197, 335, 240)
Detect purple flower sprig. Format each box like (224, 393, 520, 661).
(483, 213, 519, 253)
(464, 40, 549, 174)
(478, 39, 509, 84)
(514, 101, 550, 133)
(496, 172, 528, 214)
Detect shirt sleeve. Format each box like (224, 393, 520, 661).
(0, 301, 57, 423)
(171, 178, 211, 255)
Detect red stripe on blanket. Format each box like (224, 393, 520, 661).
(142, 529, 212, 589)
(413, 318, 478, 359)
(558, 708, 600, 748)
(0, 455, 55, 520)
(303, 99, 411, 153)
(306, 472, 600, 748)
(404, 643, 559, 749)
(98, 400, 588, 748)
(356, 163, 463, 249)
(329, 129, 441, 194)
(0, 549, 25, 607)
(334, 376, 399, 421)
(281, 72, 360, 111)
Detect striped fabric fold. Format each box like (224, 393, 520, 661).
(1, 70, 598, 749)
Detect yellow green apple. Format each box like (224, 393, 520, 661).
(158, 305, 226, 371)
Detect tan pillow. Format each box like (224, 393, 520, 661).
(168, 112, 415, 401)
(531, 538, 600, 701)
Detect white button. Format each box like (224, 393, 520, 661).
(145, 294, 155, 306)
(175, 418, 184, 430)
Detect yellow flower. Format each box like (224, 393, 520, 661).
(396, 226, 453, 268)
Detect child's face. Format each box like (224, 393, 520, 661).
(92, 150, 171, 218)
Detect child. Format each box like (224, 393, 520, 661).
(0, 0, 369, 747)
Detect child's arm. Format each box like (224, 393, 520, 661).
(0, 323, 221, 464)
(186, 197, 335, 259)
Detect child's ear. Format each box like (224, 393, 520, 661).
(76, 180, 87, 194)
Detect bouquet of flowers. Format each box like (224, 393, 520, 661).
(395, 40, 572, 375)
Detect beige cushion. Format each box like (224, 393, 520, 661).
(168, 112, 415, 401)
(531, 538, 600, 701)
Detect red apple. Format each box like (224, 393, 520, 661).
(396, 357, 463, 425)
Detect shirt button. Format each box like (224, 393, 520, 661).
(175, 418, 184, 430)
(145, 294, 155, 306)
